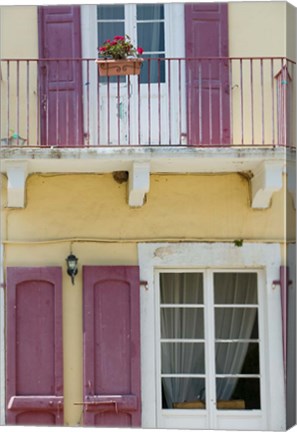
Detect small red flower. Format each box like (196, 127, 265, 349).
(137, 47, 144, 55)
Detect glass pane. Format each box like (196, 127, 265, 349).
(162, 378, 206, 409)
(97, 22, 125, 48)
(215, 307, 258, 339)
(97, 5, 124, 20)
(161, 343, 205, 374)
(160, 273, 204, 304)
(137, 4, 164, 20)
(140, 55, 165, 84)
(137, 22, 165, 52)
(216, 378, 261, 410)
(214, 273, 258, 304)
(161, 308, 204, 339)
(215, 342, 260, 374)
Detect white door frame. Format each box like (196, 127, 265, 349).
(138, 242, 286, 430)
(0, 244, 5, 425)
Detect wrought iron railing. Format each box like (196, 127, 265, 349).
(0, 57, 295, 148)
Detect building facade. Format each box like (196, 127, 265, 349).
(0, 2, 296, 430)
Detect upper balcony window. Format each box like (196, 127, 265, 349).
(136, 5, 165, 83)
(97, 4, 165, 84)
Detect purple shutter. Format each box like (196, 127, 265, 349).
(6, 267, 63, 425)
(83, 266, 141, 427)
(38, 6, 83, 146)
(185, 3, 230, 145)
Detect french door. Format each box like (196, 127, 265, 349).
(155, 270, 267, 430)
(81, 4, 185, 146)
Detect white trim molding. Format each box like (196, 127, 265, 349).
(5, 161, 28, 208)
(251, 160, 284, 209)
(286, 160, 296, 209)
(138, 242, 286, 430)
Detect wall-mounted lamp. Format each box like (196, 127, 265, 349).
(66, 253, 78, 285)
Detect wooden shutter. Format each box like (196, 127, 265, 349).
(6, 267, 63, 425)
(38, 6, 83, 146)
(185, 3, 230, 145)
(83, 266, 141, 426)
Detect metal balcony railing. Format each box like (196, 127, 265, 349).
(0, 57, 295, 148)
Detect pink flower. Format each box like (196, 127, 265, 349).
(137, 47, 144, 55)
(114, 35, 125, 41)
(99, 47, 107, 52)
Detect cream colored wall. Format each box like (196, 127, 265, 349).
(229, 2, 296, 146)
(0, 6, 38, 58)
(286, 2, 297, 62)
(1, 3, 295, 146)
(0, 6, 38, 143)
(228, 2, 287, 57)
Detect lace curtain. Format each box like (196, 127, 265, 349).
(160, 272, 257, 408)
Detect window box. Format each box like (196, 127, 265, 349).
(96, 58, 143, 77)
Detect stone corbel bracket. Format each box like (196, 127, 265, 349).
(251, 160, 284, 209)
(128, 161, 150, 207)
(5, 161, 29, 208)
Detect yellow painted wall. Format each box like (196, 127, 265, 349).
(1, 172, 293, 425)
(1, 2, 295, 425)
(1, 173, 293, 242)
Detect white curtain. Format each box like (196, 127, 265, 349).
(214, 273, 257, 400)
(160, 273, 205, 408)
(160, 272, 258, 408)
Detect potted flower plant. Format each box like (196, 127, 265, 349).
(96, 35, 144, 77)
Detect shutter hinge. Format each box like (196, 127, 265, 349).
(140, 280, 148, 290)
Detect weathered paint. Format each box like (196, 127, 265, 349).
(38, 6, 83, 147)
(3, 173, 293, 242)
(0, 2, 295, 427)
(6, 267, 63, 425)
(83, 266, 141, 426)
(185, 3, 230, 145)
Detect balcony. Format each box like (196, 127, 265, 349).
(1, 57, 295, 209)
(0, 57, 295, 148)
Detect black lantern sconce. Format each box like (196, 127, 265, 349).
(66, 253, 78, 285)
